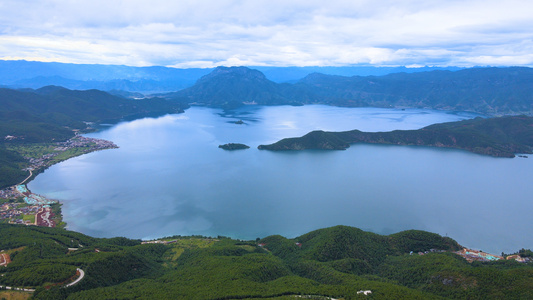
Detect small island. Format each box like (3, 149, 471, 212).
(218, 143, 250, 150)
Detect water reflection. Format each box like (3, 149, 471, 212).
(28, 106, 532, 253)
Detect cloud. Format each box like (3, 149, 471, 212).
(1, 0, 533, 67)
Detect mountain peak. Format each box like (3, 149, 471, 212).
(171, 66, 293, 108)
(197, 66, 267, 83)
(34, 85, 69, 95)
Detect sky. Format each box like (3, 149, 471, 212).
(1, 0, 533, 68)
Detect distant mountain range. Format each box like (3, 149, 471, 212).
(0, 60, 461, 92)
(0, 60, 212, 92)
(164, 66, 533, 115)
(4, 60, 532, 115)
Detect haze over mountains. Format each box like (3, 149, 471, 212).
(3, 60, 533, 115)
(0, 60, 460, 92)
(165, 66, 533, 115)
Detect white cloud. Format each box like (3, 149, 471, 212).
(1, 0, 533, 67)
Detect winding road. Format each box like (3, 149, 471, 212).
(18, 169, 33, 185)
(64, 268, 85, 288)
(0, 268, 84, 292)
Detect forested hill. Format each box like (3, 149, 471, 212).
(0, 86, 185, 143)
(0, 86, 186, 188)
(297, 67, 533, 115)
(163, 66, 312, 108)
(162, 66, 533, 115)
(1, 223, 531, 299)
(258, 115, 533, 157)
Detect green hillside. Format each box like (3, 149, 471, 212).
(0, 87, 185, 144)
(161, 66, 533, 115)
(0, 224, 531, 299)
(166, 66, 307, 109)
(259, 115, 533, 157)
(0, 87, 186, 188)
(297, 67, 533, 115)
(0, 148, 27, 188)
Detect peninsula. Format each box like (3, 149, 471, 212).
(258, 115, 533, 158)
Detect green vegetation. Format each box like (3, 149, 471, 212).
(5, 144, 92, 163)
(218, 143, 250, 150)
(21, 214, 34, 224)
(165, 66, 533, 115)
(0, 290, 32, 300)
(297, 67, 533, 115)
(0, 149, 27, 189)
(0, 87, 185, 141)
(49, 203, 65, 228)
(0, 141, 107, 189)
(0, 86, 186, 189)
(0, 224, 530, 299)
(259, 115, 533, 158)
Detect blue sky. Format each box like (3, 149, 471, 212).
(1, 0, 532, 68)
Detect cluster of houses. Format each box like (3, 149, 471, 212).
(26, 153, 58, 168)
(1, 183, 57, 226)
(0, 201, 39, 225)
(22, 135, 118, 172)
(56, 135, 118, 151)
(453, 248, 532, 263)
(454, 248, 503, 262)
(505, 254, 532, 263)
(0, 187, 20, 199)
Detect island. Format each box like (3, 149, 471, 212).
(218, 143, 250, 150)
(258, 115, 533, 158)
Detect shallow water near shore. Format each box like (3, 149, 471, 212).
(29, 105, 533, 254)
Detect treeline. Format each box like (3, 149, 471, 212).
(0, 148, 27, 188)
(0, 224, 531, 299)
(376, 253, 533, 299)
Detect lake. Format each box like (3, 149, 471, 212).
(28, 105, 533, 254)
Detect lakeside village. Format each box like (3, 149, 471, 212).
(0, 135, 118, 228)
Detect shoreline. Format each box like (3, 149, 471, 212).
(2, 108, 530, 255)
(0, 135, 119, 228)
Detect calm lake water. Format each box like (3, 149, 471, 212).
(29, 105, 533, 254)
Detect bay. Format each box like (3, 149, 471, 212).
(28, 105, 532, 254)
